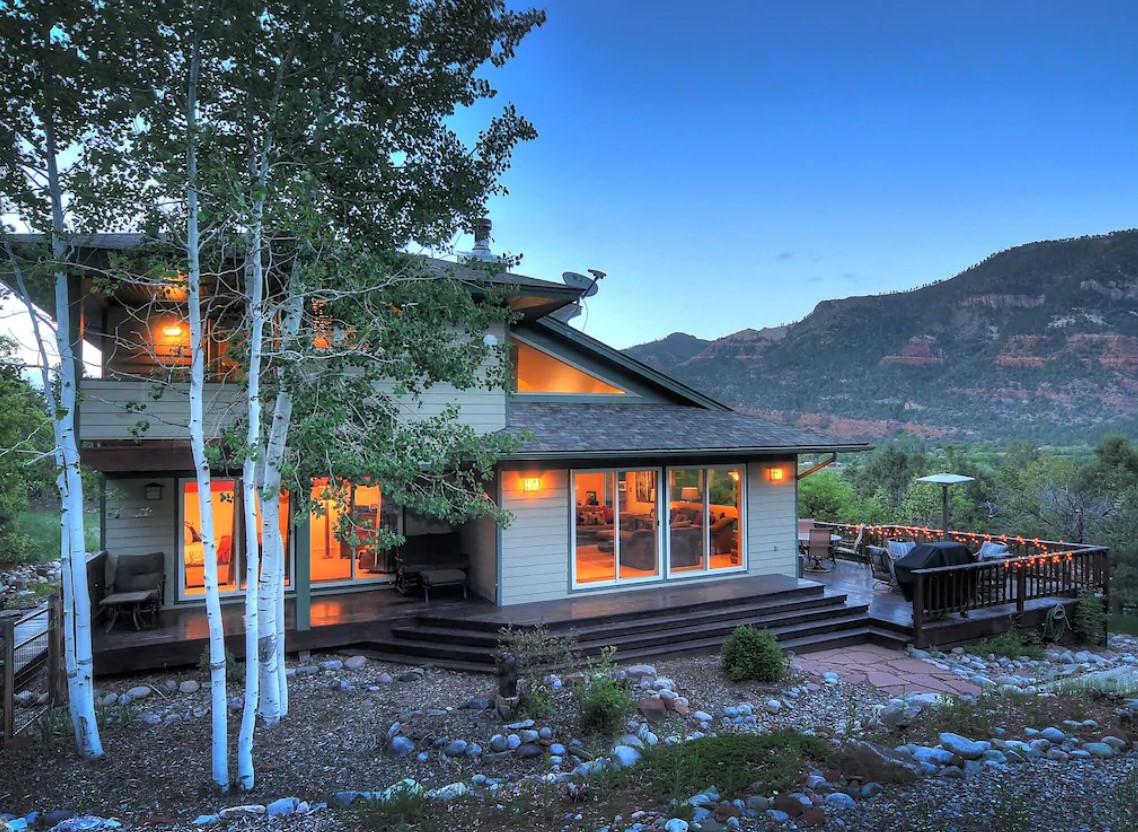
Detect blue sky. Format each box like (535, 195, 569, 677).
(452, 0, 1138, 348)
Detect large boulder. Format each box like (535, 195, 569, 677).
(838, 740, 924, 784)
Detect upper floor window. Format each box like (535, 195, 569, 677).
(511, 338, 626, 395)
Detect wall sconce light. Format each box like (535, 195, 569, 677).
(522, 476, 541, 493)
(162, 324, 184, 337)
(144, 482, 164, 501)
(768, 468, 785, 482)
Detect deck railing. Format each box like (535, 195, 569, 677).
(1, 596, 65, 746)
(815, 522, 1111, 646)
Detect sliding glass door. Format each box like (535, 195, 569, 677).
(572, 469, 660, 587)
(666, 466, 744, 576)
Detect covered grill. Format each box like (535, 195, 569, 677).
(893, 541, 975, 604)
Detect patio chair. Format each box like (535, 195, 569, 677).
(869, 545, 897, 592)
(100, 551, 164, 631)
(833, 524, 867, 564)
(395, 532, 469, 601)
(803, 527, 833, 572)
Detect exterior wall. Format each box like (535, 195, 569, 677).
(496, 459, 801, 607)
(80, 380, 241, 442)
(745, 458, 798, 578)
(80, 322, 509, 442)
(103, 477, 178, 607)
(460, 511, 499, 603)
(498, 468, 571, 605)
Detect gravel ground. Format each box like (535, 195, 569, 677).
(3, 649, 1138, 831)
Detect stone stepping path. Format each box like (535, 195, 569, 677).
(798, 644, 980, 697)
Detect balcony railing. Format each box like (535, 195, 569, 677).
(817, 521, 1110, 647)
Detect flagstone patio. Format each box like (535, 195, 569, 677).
(796, 643, 981, 697)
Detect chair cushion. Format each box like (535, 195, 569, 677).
(887, 540, 916, 560)
(112, 552, 164, 594)
(420, 567, 467, 586)
(977, 541, 1010, 560)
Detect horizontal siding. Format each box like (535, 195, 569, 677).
(499, 468, 570, 605)
(81, 321, 508, 441)
(80, 380, 241, 441)
(746, 458, 798, 578)
(460, 486, 499, 603)
(104, 477, 179, 607)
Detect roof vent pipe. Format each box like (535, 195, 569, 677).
(468, 217, 495, 261)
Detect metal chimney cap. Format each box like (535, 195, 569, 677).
(468, 217, 495, 261)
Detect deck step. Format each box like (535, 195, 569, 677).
(414, 581, 827, 633)
(394, 593, 854, 647)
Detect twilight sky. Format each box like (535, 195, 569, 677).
(451, 0, 1138, 349)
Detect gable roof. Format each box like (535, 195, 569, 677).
(529, 316, 730, 411)
(502, 402, 870, 459)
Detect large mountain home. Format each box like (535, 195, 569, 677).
(7, 232, 1109, 673)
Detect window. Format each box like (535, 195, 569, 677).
(667, 466, 743, 575)
(573, 469, 660, 586)
(181, 480, 291, 597)
(512, 338, 626, 395)
(309, 478, 399, 584)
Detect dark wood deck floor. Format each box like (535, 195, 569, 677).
(92, 588, 489, 676)
(814, 559, 1080, 648)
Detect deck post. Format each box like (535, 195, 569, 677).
(1, 617, 13, 746)
(295, 518, 311, 631)
(1015, 565, 1026, 615)
(47, 594, 66, 705)
(912, 570, 925, 646)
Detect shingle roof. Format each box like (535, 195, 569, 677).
(503, 402, 869, 458)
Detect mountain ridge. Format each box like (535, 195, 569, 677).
(626, 229, 1138, 442)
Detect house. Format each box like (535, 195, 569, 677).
(7, 230, 884, 671)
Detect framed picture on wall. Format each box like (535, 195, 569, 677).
(634, 471, 655, 502)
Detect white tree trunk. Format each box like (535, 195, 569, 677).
(236, 200, 268, 790)
(185, 45, 229, 792)
(257, 290, 302, 724)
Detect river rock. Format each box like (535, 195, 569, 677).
(178, 680, 200, 694)
(939, 733, 987, 760)
(387, 736, 415, 758)
(839, 740, 923, 783)
(126, 686, 151, 699)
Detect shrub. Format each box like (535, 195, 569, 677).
(633, 731, 835, 799)
(1074, 590, 1107, 645)
(964, 629, 1043, 660)
(498, 623, 578, 719)
(577, 647, 633, 738)
(722, 625, 785, 682)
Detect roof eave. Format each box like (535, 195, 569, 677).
(500, 443, 874, 461)
(529, 317, 731, 411)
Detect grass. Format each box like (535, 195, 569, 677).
(1110, 613, 1138, 637)
(606, 731, 835, 801)
(7, 508, 101, 566)
(963, 629, 1044, 660)
(342, 783, 433, 831)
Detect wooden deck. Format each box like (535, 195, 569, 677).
(92, 588, 489, 676)
(814, 559, 1081, 648)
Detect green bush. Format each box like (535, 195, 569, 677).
(964, 630, 1043, 660)
(722, 625, 785, 682)
(577, 647, 633, 737)
(1074, 590, 1107, 645)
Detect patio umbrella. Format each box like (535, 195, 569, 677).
(916, 473, 975, 538)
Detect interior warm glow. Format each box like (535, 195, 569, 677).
(768, 468, 785, 482)
(512, 338, 625, 395)
(162, 324, 184, 337)
(522, 476, 542, 492)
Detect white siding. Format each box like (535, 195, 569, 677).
(80, 380, 241, 441)
(103, 477, 179, 607)
(745, 458, 798, 578)
(498, 468, 570, 605)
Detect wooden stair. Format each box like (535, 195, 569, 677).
(352, 580, 901, 672)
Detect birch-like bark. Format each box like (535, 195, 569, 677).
(185, 43, 230, 792)
(7, 250, 102, 758)
(257, 284, 303, 724)
(236, 156, 269, 789)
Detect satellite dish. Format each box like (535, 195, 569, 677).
(550, 302, 582, 322)
(562, 271, 601, 298)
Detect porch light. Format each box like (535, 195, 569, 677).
(144, 482, 164, 501)
(768, 468, 785, 482)
(162, 324, 184, 337)
(522, 476, 541, 493)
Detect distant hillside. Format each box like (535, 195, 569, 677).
(626, 230, 1138, 442)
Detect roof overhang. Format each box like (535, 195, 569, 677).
(500, 443, 873, 463)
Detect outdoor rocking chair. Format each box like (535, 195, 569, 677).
(833, 524, 867, 564)
(99, 551, 165, 631)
